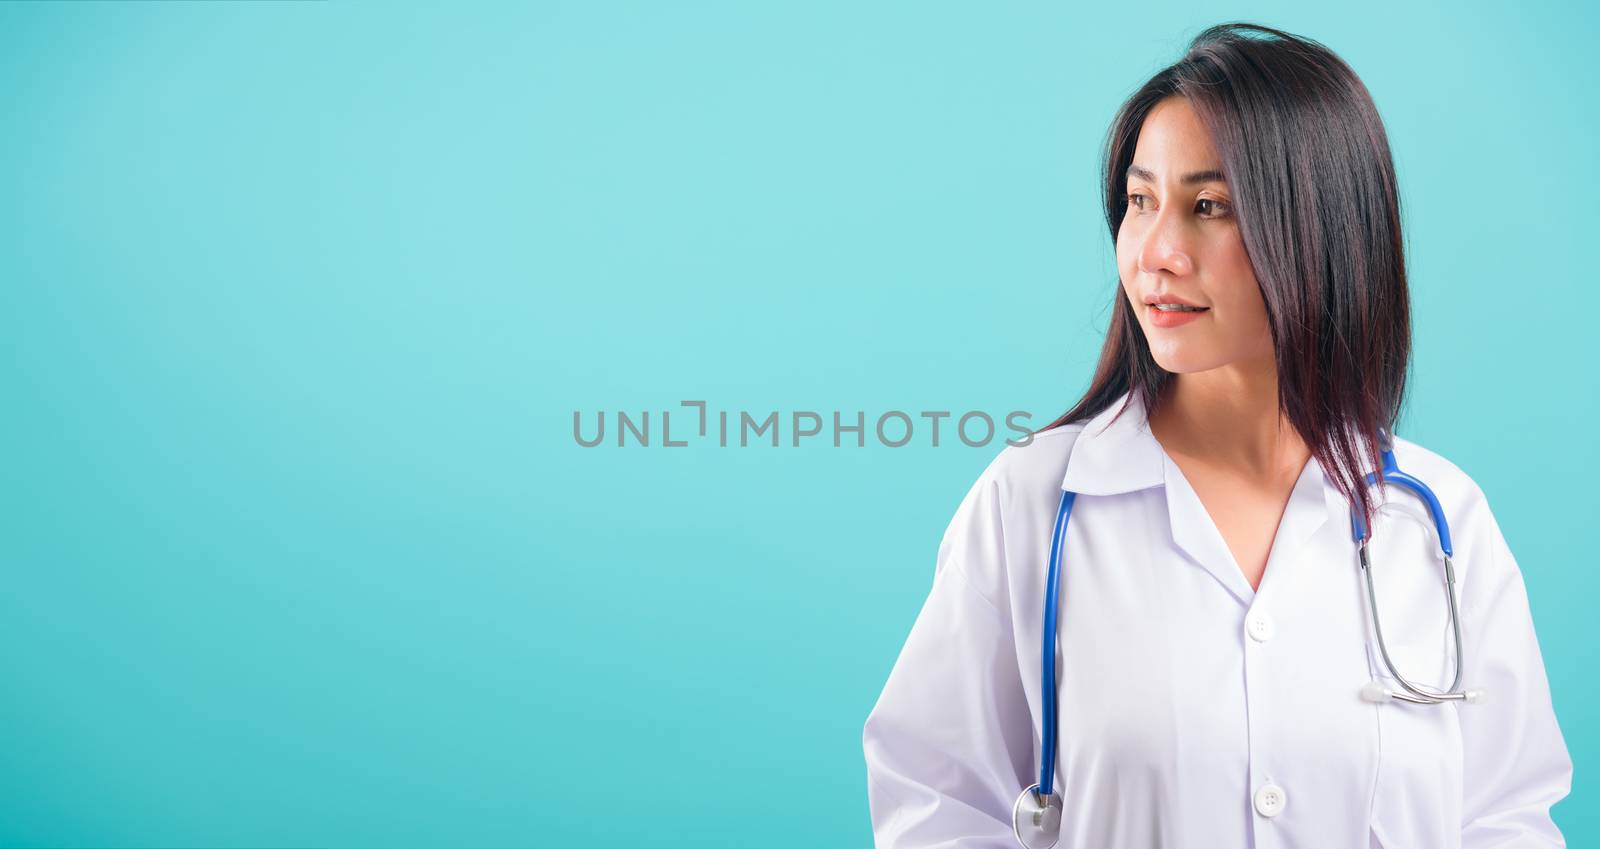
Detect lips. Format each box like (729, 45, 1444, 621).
(1142, 293, 1208, 311)
(1142, 294, 1210, 328)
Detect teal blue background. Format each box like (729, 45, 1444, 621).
(1, 2, 1592, 846)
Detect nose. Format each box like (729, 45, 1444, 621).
(1134, 205, 1196, 278)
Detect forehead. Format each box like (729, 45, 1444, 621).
(1131, 96, 1222, 172)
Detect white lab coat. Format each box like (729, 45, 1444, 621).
(862, 390, 1571, 848)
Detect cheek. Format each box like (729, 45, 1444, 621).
(1115, 232, 1139, 293)
(1213, 242, 1266, 321)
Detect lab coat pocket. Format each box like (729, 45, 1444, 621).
(1366, 639, 1464, 849)
(1363, 504, 1465, 849)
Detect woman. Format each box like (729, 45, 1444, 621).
(861, 22, 1571, 848)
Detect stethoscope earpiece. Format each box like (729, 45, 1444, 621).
(1360, 681, 1392, 703)
(1361, 679, 1487, 705)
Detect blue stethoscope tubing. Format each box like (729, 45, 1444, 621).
(1014, 428, 1478, 845)
(1350, 430, 1478, 706)
(1036, 489, 1077, 796)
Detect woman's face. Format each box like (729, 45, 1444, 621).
(1116, 96, 1272, 374)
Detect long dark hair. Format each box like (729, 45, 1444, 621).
(1045, 22, 1409, 529)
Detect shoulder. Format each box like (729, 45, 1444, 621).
(947, 418, 1100, 518)
(932, 422, 1088, 617)
(1387, 432, 1524, 608)
(937, 422, 1086, 551)
(968, 422, 1088, 507)
(1387, 433, 1492, 515)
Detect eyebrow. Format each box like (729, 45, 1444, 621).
(1126, 164, 1227, 186)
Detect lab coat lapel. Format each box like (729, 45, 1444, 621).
(1162, 446, 1337, 606)
(1056, 392, 1251, 600)
(1254, 457, 1337, 599)
(1161, 454, 1257, 604)
(1058, 389, 1338, 606)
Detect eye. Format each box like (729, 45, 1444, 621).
(1127, 193, 1150, 211)
(1196, 197, 1232, 218)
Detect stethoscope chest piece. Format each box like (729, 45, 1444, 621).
(1012, 784, 1063, 849)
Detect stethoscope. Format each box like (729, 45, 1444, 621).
(1011, 428, 1485, 849)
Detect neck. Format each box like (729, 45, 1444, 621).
(1149, 354, 1311, 477)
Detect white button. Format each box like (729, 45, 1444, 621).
(1246, 613, 1275, 642)
(1254, 783, 1287, 817)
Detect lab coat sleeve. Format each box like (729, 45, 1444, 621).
(861, 472, 1034, 848)
(1457, 488, 1572, 847)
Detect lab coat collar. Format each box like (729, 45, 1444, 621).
(1057, 389, 1352, 508)
(1058, 389, 1343, 604)
(1057, 391, 1166, 496)
(1163, 446, 1338, 604)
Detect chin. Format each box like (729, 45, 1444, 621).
(1145, 343, 1220, 374)
(1152, 358, 1217, 375)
